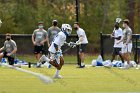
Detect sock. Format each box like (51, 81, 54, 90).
(55, 70, 60, 76)
(81, 62, 85, 66)
(44, 57, 50, 62)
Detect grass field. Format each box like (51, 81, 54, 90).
(0, 64, 140, 93)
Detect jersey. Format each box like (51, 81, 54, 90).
(4, 40, 17, 56)
(33, 29, 48, 46)
(123, 27, 132, 44)
(76, 28, 88, 44)
(49, 31, 66, 53)
(48, 26, 61, 44)
(113, 28, 123, 48)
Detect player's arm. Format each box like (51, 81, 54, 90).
(126, 35, 131, 45)
(47, 29, 50, 47)
(9, 47, 17, 55)
(32, 34, 36, 45)
(7, 42, 17, 56)
(0, 47, 4, 52)
(54, 43, 58, 51)
(112, 36, 122, 40)
(40, 36, 48, 45)
(117, 35, 124, 44)
(76, 35, 83, 45)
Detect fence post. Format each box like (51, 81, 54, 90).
(134, 35, 138, 63)
(100, 32, 104, 60)
(76, 35, 81, 66)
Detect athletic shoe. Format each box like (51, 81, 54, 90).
(136, 65, 140, 70)
(54, 75, 63, 79)
(36, 62, 42, 68)
(39, 55, 46, 63)
(39, 55, 50, 63)
(77, 65, 85, 68)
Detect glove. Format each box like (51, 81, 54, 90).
(68, 42, 76, 48)
(76, 41, 81, 45)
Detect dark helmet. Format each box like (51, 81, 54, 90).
(114, 22, 119, 30)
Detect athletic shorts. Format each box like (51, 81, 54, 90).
(34, 45, 44, 54)
(79, 44, 87, 53)
(50, 50, 63, 64)
(113, 47, 121, 55)
(121, 43, 132, 54)
(3, 51, 14, 65)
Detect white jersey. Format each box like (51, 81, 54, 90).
(76, 28, 88, 44)
(113, 28, 123, 48)
(49, 31, 66, 53)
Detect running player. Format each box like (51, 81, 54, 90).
(74, 22, 88, 68)
(117, 19, 132, 69)
(0, 33, 17, 66)
(37, 24, 72, 78)
(32, 21, 48, 61)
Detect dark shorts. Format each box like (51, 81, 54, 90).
(79, 44, 87, 53)
(34, 45, 44, 54)
(3, 51, 14, 65)
(113, 47, 121, 55)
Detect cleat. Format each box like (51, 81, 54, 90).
(77, 65, 85, 68)
(36, 62, 42, 68)
(136, 65, 140, 70)
(54, 75, 63, 79)
(39, 55, 50, 63)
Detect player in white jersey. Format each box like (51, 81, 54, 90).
(110, 21, 124, 63)
(117, 19, 133, 69)
(37, 24, 72, 78)
(74, 22, 88, 68)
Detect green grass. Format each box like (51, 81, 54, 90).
(0, 65, 140, 93)
(17, 54, 97, 64)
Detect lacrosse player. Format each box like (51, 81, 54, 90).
(37, 24, 72, 78)
(110, 18, 124, 63)
(0, 33, 17, 66)
(32, 22, 48, 61)
(74, 22, 88, 68)
(117, 19, 132, 69)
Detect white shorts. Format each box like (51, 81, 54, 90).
(50, 50, 63, 64)
(121, 43, 132, 54)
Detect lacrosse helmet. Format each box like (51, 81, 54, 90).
(61, 24, 72, 35)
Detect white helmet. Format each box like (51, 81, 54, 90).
(61, 24, 72, 35)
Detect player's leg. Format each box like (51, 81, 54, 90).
(50, 53, 63, 78)
(8, 57, 14, 66)
(117, 48, 124, 63)
(78, 44, 87, 68)
(126, 43, 132, 66)
(111, 48, 116, 62)
(0, 52, 4, 65)
(34, 45, 43, 61)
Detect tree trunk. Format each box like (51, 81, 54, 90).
(126, 0, 135, 33)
